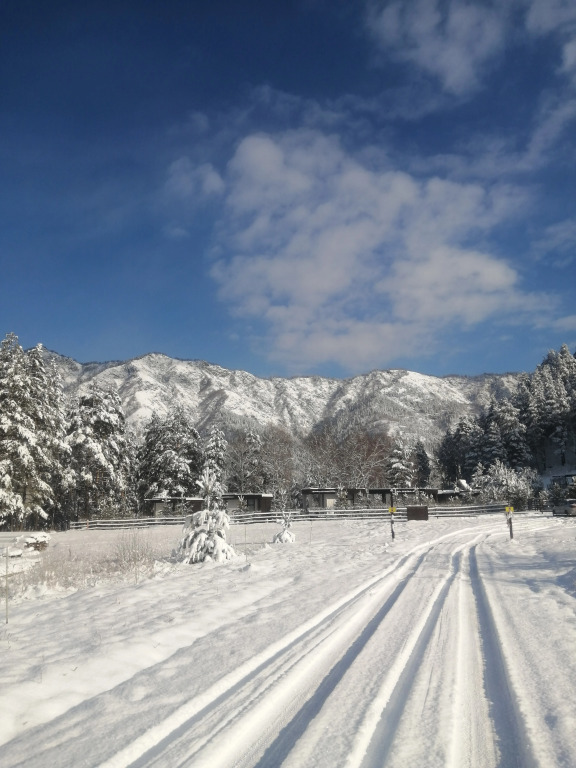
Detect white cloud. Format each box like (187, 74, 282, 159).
(523, 97, 576, 167)
(525, 0, 576, 35)
(533, 218, 576, 264)
(165, 157, 225, 200)
(562, 38, 576, 75)
(367, 0, 576, 94)
(552, 315, 576, 332)
(209, 129, 557, 371)
(366, 0, 507, 95)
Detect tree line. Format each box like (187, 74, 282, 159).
(437, 344, 576, 499)
(5, 331, 572, 529)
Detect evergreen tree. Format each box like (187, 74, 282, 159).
(438, 417, 483, 482)
(387, 438, 414, 487)
(25, 344, 70, 526)
(479, 420, 506, 468)
(414, 440, 431, 487)
(179, 468, 235, 563)
(136, 408, 203, 506)
(0, 335, 67, 528)
(202, 425, 228, 485)
(437, 428, 459, 484)
(487, 398, 532, 470)
(66, 385, 131, 518)
(457, 417, 484, 481)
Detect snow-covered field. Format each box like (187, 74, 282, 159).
(1, 514, 575, 767)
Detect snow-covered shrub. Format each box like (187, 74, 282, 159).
(179, 469, 236, 564)
(472, 461, 540, 509)
(18, 532, 51, 551)
(273, 526, 295, 544)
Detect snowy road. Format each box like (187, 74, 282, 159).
(1, 516, 575, 767)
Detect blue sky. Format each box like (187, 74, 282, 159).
(1, 0, 575, 379)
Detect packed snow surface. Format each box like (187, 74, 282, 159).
(1, 514, 575, 767)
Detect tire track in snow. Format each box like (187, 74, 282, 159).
(247, 570, 421, 768)
(348, 548, 464, 768)
(341, 531, 501, 768)
(468, 545, 538, 768)
(446, 548, 498, 768)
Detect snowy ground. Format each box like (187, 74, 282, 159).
(1, 514, 575, 767)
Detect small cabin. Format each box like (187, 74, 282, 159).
(222, 493, 273, 514)
(301, 487, 441, 510)
(144, 496, 203, 517)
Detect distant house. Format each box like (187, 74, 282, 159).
(144, 496, 203, 517)
(301, 487, 441, 510)
(144, 492, 275, 518)
(550, 472, 576, 488)
(223, 493, 273, 515)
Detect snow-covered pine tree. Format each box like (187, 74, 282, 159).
(25, 344, 70, 526)
(136, 408, 203, 508)
(486, 398, 532, 471)
(202, 425, 227, 485)
(66, 385, 131, 519)
(437, 417, 483, 483)
(480, 420, 506, 468)
(455, 417, 484, 481)
(0, 334, 67, 528)
(414, 440, 431, 487)
(387, 438, 414, 488)
(437, 428, 459, 484)
(179, 467, 236, 563)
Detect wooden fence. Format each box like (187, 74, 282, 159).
(67, 502, 516, 530)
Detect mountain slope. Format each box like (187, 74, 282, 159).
(46, 351, 520, 445)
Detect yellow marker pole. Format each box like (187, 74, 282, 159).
(389, 507, 397, 540)
(505, 506, 514, 539)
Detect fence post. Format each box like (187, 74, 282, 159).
(389, 506, 396, 540)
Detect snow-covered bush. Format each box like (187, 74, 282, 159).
(273, 525, 295, 544)
(472, 461, 540, 509)
(179, 469, 236, 563)
(18, 532, 51, 551)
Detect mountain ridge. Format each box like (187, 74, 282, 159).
(44, 350, 522, 446)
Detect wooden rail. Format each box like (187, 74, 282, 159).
(67, 502, 514, 529)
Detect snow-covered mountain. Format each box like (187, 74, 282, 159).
(46, 351, 521, 445)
